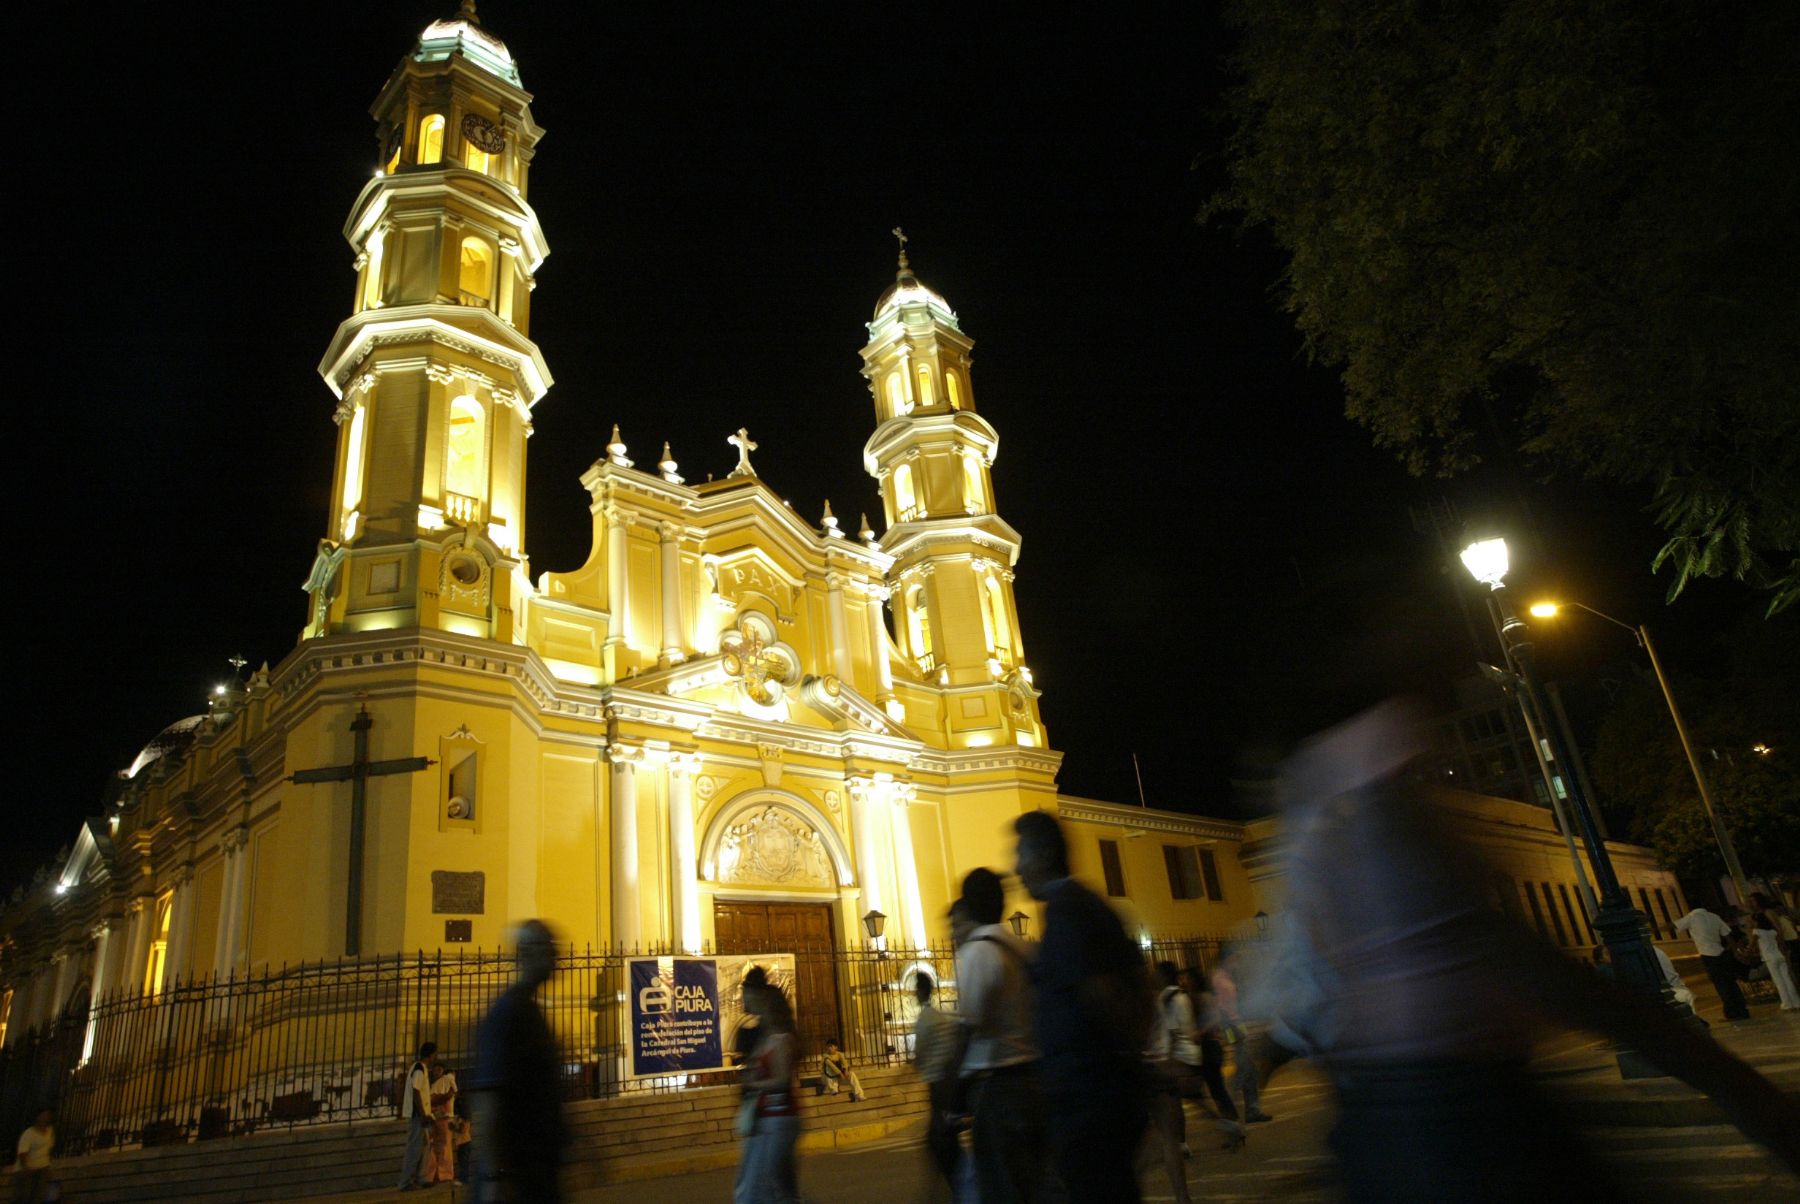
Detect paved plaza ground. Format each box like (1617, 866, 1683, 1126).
(327, 1004, 1799, 1203)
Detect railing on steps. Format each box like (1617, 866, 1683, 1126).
(0, 934, 1232, 1162)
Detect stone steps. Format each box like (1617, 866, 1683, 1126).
(46, 1062, 928, 1202)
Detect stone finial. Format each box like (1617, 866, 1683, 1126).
(607, 425, 634, 468)
(821, 500, 842, 537)
(859, 513, 878, 545)
(658, 442, 684, 484)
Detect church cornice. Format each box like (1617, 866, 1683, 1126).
(1055, 796, 1245, 842)
(344, 171, 548, 271)
(318, 311, 552, 404)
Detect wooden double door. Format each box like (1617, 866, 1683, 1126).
(714, 899, 841, 1061)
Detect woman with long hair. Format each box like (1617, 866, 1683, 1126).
(735, 978, 801, 1203)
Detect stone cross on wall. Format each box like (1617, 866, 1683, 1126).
(287, 706, 434, 956)
(728, 428, 758, 478)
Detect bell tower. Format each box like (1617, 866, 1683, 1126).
(306, 3, 550, 644)
(860, 236, 1043, 745)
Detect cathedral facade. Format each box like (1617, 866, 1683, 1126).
(0, 9, 1684, 1057)
(0, 9, 1255, 1039)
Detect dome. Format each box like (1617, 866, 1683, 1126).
(125, 714, 208, 780)
(871, 264, 962, 331)
(416, 3, 521, 86)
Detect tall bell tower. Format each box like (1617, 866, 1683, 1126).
(860, 237, 1043, 745)
(306, 3, 550, 644)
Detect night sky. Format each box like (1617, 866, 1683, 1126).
(11, 4, 1756, 890)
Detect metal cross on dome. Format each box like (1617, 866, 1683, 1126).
(728, 428, 758, 478)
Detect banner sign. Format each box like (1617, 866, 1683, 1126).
(626, 954, 796, 1079)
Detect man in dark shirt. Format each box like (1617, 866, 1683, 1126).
(470, 919, 568, 1203)
(1015, 810, 1150, 1202)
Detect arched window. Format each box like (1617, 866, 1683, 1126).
(984, 575, 1013, 664)
(459, 237, 494, 305)
(946, 370, 964, 409)
(962, 453, 985, 513)
(418, 114, 445, 165)
(341, 403, 368, 537)
(445, 395, 486, 506)
(916, 366, 935, 406)
(885, 372, 907, 416)
(146, 893, 173, 995)
(465, 143, 492, 176)
(906, 584, 934, 668)
(891, 463, 918, 521)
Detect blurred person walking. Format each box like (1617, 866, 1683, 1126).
(469, 919, 568, 1203)
(10, 1109, 54, 1204)
(735, 975, 801, 1204)
(1269, 700, 1800, 1201)
(912, 969, 966, 1196)
(1015, 811, 1151, 1202)
(396, 1040, 436, 1191)
(1210, 947, 1270, 1122)
(1142, 964, 1194, 1204)
(953, 867, 1045, 1203)
(1177, 968, 1245, 1149)
(1674, 905, 1751, 1020)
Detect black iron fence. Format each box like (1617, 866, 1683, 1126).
(0, 931, 1232, 1159)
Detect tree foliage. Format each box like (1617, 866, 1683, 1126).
(1208, 0, 1800, 613)
(1589, 622, 1800, 884)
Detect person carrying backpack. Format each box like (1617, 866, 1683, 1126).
(1015, 810, 1151, 1202)
(1144, 963, 1195, 1204)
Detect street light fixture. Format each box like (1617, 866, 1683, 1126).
(1460, 537, 1681, 1063)
(1528, 599, 1755, 907)
(1007, 911, 1030, 939)
(861, 909, 887, 945)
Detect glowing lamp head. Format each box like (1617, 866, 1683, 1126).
(1460, 537, 1510, 588)
(1529, 602, 1561, 619)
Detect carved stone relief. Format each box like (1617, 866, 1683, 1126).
(715, 807, 834, 888)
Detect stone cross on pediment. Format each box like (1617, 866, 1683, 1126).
(728, 428, 758, 478)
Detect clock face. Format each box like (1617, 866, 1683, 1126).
(461, 113, 507, 155)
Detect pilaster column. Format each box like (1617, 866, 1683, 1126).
(605, 505, 632, 650)
(48, 953, 76, 1024)
(608, 746, 643, 948)
(888, 784, 928, 951)
(847, 777, 887, 927)
(165, 870, 197, 988)
(668, 754, 701, 953)
(122, 897, 154, 998)
(826, 573, 855, 684)
(865, 586, 896, 703)
(213, 828, 250, 978)
(83, 921, 116, 1061)
(659, 523, 686, 668)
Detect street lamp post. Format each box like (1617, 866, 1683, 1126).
(1460, 540, 1678, 1057)
(1530, 600, 1755, 909)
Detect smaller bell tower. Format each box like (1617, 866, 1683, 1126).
(306, 3, 551, 645)
(860, 235, 1043, 746)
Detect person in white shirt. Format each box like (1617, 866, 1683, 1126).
(1674, 908, 1749, 1020)
(1652, 946, 1695, 1009)
(1750, 918, 1800, 1011)
(11, 1109, 53, 1204)
(953, 868, 1043, 1203)
(397, 1040, 436, 1190)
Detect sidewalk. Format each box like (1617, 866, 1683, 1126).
(318, 1008, 1800, 1203)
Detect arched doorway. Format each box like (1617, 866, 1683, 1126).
(701, 791, 851, 1061)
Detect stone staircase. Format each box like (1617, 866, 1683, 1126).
(44, 1064, 929, 1202)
